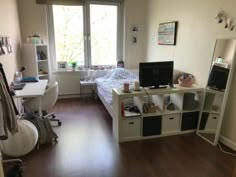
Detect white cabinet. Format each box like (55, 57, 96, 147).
(22, 44, 50, 80)
(120, 118, 141, 141)
(162, 114, 180, 134)
(112, 85, 204, 142)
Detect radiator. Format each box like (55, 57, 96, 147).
(55, 75, 80, 95)
(54, 70, 109, 96)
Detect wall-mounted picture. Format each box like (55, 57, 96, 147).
(0, 36, 12, 55)
(158, 21, 178, 45)
(58, 61, 67, 71)
(131, 25, 139, 32)
(132, 36, 137, 44)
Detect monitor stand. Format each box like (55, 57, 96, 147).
(150, 85, 167, 89)
(149, 84, 174, 89)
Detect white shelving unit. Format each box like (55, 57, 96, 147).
(112, 85, 204, 142)
(203, 89, 223, 114)
(198, 88, 224, 137)
(22, 44, 50, 80)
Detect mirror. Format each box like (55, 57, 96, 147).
(197, 39, 236, 145)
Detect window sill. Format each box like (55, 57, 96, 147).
(52, 69, 82, 73)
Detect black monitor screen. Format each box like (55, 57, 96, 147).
(139, 61, 174, 88)
(207, 65, 229, 91)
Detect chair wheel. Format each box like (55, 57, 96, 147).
(52, 115, 56, 118)
(58, 121, 62, 126)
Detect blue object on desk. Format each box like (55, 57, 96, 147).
(21, 77, 39, 82)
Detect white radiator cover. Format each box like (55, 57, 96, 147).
(52, 70, 109, 96)
(55, 75, 80, 95)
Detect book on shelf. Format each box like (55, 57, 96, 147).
(124, 110, 141, 117)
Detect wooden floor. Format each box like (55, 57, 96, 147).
(21, 98, 236, 177)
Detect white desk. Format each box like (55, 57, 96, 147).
(14, 80, 48, 117)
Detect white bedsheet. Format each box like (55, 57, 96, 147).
(96, 77, 138, 105)
(95, 68, 138, 105)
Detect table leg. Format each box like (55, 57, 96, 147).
(38, 97, 43, 117)
(93, 84, 97, 99)
(16, 98, 22, 114)
(92, 85, 94, 98)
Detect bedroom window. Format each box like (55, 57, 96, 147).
(48, 1, 122, 70)
(52, 5, 85, 66)
(90, 4, 117, 66)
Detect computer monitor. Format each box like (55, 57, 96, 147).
(139, 61, 174, 88)
(207, 65, 229, 91)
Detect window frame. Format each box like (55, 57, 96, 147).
(47, 1, 123, 70)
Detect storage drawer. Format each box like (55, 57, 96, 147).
(143, 116, 162, 136)
(205, 113, 219, 132)
(162, 114, 180, 134)
(120, 118, 141, 141)
(181, 111, 199, 131)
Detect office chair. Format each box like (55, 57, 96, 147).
(23, 81, 62, 126)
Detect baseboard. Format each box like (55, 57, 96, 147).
(219, 135, 236, 151)
(58, 94, 81, 99)
(58, 93, 96, 99)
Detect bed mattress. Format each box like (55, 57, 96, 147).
(96, 78, 137, 105)
(95, 68, 138, 105)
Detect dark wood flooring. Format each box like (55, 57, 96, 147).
(20, 98, 236, 177)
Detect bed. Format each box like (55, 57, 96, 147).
(95, 68, 186, 119)
(95, 68, 139, 118)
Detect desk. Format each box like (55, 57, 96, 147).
(14, 80, 48, 117)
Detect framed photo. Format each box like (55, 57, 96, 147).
(58, 61, 67, 71)
(132, 36, 137, 44)
(158, 21, 178, 45)
(131, 25, 139, 32)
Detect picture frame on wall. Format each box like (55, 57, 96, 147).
(158, 21, 178, 45)
(58, 61, 67, 71)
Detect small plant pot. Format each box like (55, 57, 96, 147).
(72, 64, 77, 71)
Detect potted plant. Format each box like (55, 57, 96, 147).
(71, 61, 77, 71)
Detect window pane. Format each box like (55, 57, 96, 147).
(90, 5, 117, 66)
(53, 5, 84, 66)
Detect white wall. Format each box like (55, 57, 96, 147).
(145, 0, 236, 85)
(123, 0, 147, 68)
(145, 0, 236, 144)
(18, 0, 48, 44)
(0, 0, 22, 83)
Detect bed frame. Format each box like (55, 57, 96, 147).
(95, 69, 139, 120)
(97, 89, 114, 119)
